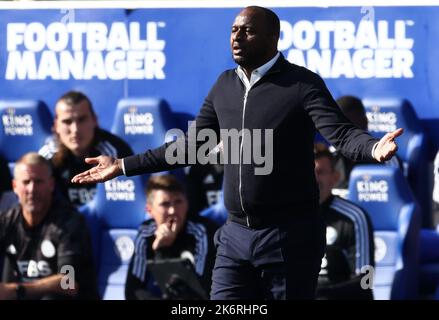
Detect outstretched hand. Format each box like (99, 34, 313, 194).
(71, 155, 123, 184)
(374, 128, 404, 162)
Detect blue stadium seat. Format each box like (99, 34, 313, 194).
(111, 97, 178, 154)
(347, 165, 421, 300)
(98, 229, 138, 300)
(0, 100, 52, 162)
(362, 98, 431, 227)
(80, 175, 147, 300)
(111, 97, 185, 183)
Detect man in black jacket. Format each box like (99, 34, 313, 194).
(72, 6, 402, 299)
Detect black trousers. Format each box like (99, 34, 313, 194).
(210, 212, 326, 300)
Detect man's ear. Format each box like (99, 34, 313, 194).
(53, 116, 61, 136)
(12, 179, 17, 194)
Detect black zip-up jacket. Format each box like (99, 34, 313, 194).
(124, 54, 379, 224)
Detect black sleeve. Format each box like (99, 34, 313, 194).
(365, 212, 376, 268)
(346, 209, 375, 270)
(57, 217, 85, 269)
(57, 214, 99, 299)
(0, 212, 5, 242)
(125, 259, 155, 300)
(0, 208, 13, 253)
(342, 207, 375, 272)
(300, 70, 379, 162)
(124, 82, 220, 176)
(125, 225, 160, 300)
(125, 250, 159, 300)
(0, 214, 5, 256)
(195, 218, 218, 294)
(124, 258, 140, 300)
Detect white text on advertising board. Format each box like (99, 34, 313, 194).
(105, 179, 135, 201)
(6, 22, 166, 80)
(279, 20, 414, 79)
(357, 179, 389, 202)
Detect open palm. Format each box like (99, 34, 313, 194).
(71, 155, 123, 184)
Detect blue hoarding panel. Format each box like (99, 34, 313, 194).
(0, 6, 438, 150)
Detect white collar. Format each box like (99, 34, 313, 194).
(236, 52, 280, 90)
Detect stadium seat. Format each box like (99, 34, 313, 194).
(347, 165, 421, 300)
(111, 97, 178, 154)
(111, 97, 186, 183)
(79, 175, 147, 300)
(0, 100, 52, 162)
(362, 98, 431, 227)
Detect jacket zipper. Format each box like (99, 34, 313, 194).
(239, 90, 249, 226)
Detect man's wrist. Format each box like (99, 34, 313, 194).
(371, 142, 379, 161)
(116, 158, 126, 176)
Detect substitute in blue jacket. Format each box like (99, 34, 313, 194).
(73, 6, 402, 299)
(125, 175, 217, 300)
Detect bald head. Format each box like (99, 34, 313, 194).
(231, 6, 280, 73)
(242, 6, 280, 38)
